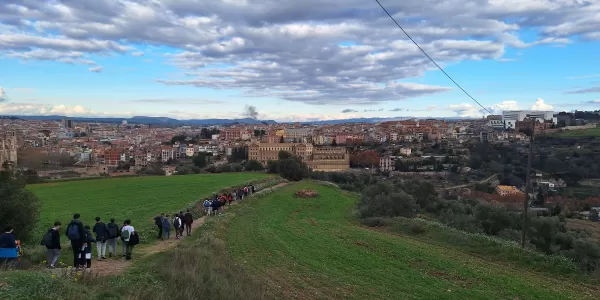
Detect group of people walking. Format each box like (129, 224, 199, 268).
(203, 184, 256, 215)
(1, 183, 260, 270)
(154, 210, 193, 240)
(41, 214, 139, 269)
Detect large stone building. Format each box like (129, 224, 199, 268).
(0, 132, 18, 166)
(248, 142, 349, 172)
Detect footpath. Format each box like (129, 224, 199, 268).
(86, 182, 288, 277)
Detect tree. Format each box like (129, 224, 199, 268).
(193, 153, 209, 168)
(266, 160, 279, 173)
(278, 157, 309, 181)
(278, 150, 293, 160)
(279, 136, 284, 143)
(245, 160, 264, 171)
(171, 135, 186, 144)
(331, 139, 337, 146)
(0, 169, 41, 242)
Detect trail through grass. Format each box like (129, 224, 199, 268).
(227, 181, 596, 300)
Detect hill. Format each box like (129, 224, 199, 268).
(27, 173, 270, 239)
(226, 182, 596, 299)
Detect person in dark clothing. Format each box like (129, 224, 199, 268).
(65, 213, 85, 268)
(93, 217, 109, 260)
(106, 218, 119, 258)
(251, 185, 256, 193)
(184, 209, 193, 236)
(45, 221, 62, 268)
(0, 226, 17, 266)
(178, 211, 185, 235)
(173, 214, 182, 239)
(154, 213, 164, 239)
(211, 198, 221, 215)
(80, 226, 96, 269)
(0, 226, 16, 248)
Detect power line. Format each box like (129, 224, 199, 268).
(374, 0, 492, 115)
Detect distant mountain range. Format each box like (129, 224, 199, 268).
(2, 115, 468, 125)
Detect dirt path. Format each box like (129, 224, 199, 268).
(87, 182, 289, 276)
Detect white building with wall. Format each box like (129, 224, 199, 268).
(502, 110, 556, 129)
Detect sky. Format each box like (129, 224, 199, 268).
(1, 0, 600, 122)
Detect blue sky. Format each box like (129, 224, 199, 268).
(1, 0, 600, 121)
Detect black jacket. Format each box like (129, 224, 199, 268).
(93, 222, 109, 241)
(46, 228, 61, 250)
(65, 219, 85, 242)
(0, 233, 16, 248)
(106, 222, 120, 239)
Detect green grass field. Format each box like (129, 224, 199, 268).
(28, 173, 270, 237)
(227, 182, 596, 299)
(554, 126, 600, 137)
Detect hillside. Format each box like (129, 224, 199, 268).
(227, 182, 596, 299)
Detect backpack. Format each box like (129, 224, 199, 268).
(162, 218, 171, 229)
(173, 217, 181, 228)
(129, 231, 140, 246)
(67, 223, 80, 241)
(107, 223, 119, 238)
(203, 200, 210, 207)
(121, 229, 130, 240)
(40, 230, 53, 247)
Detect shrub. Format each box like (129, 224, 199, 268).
(0, 170, 41, 242)
(358, 182, 418, 219)
(360, 217, 392, 227)
(409, 222, 428, 235)
(245, 160, 264, 171)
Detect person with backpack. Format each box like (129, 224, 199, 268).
(80, 225, 96, 269)
(121, 220, 136, 260)
(106, 218, 119, 258)
(92, 217, 108, 260)
(154, 214, 164, 239)
(203, 199, 211, 215)
(173, 214, 182, 239)
(120, 220, 128, 257)
(178, 211, 185, 235)
(0, 225, 18, 266)
(65, 213, 85, 268)
(42, 221, 62, 268)
(162, 214, 171, 240)
(211, 198, 221, 215)
(184, 209, 193, 236)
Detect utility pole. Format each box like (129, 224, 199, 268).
(521, 116, 535, 248)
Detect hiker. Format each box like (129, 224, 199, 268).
(93, 217, 108, 260)
(121, 220, 137, 260)
(179, 211, 185, 236)
(65, 213, 85, 268)
(120, 220, 128, 257)
(243, 186, 249, 197)
(154, 214, 164, 239)
(251, 184, 256, 194)
(106, 218, 119, 258)
(204, 199, 211, 215)
(211, 197, 221, 215)
(184, 209, 193, 236)
(227, 193, 233, 205)
(0, 226, 18, 266)
(80, 225, 96, 269)
(162, 214, 171, 240)
(173, 214, 182, 239)
(43, 221, 62, 268)
(232, 190, 238, 201)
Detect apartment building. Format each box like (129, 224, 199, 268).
(495, 185, 523, 196)
(248, 142, 349, 172)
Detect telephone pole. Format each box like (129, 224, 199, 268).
(521, 116, 535, 248)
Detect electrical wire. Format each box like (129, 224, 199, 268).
(374, 0, 492, 115)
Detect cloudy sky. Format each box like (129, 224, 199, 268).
(1, 0, 600, 122)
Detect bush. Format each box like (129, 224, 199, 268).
(0, 170, 41, 242)
(358, 182, 418, 219)
(278, 158, 309, 182)
(409, 222, 428, 235)
(360, 217, 392, 227)
(245, 160, 264, 171)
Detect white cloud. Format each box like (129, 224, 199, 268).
(88, 66, 104, 73)
(531, 98, 554, 110)
(489, 100, 520, 114)
(1, 0, 597, 106)
(448, 103, 484, 118)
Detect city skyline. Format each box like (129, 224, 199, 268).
(1, 0, 600, 122)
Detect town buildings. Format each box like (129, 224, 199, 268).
(248, 142, 349, 172)
(502, 110, 556, 129)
